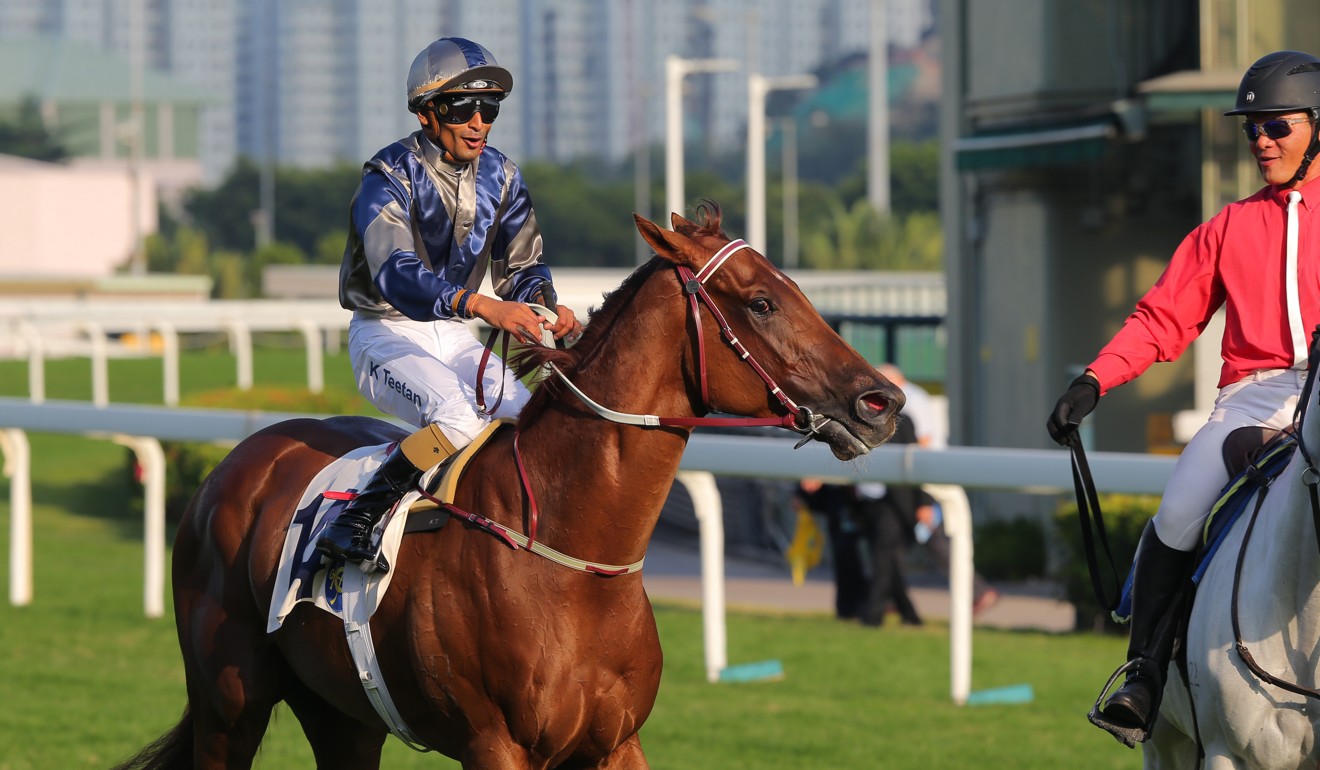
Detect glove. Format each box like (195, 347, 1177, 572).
(1047, 374, 1100, 445)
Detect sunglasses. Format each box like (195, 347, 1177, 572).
(1241, 116, 1313, 142)
(431, 94, 503, 125)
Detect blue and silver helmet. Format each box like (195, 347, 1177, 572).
(406, 38, 513, 113)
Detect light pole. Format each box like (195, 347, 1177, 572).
(779, 118, 801, 269)
(665, 56, 738, 222)
(746, 73, 816, 256)
(868, 0, 890, 214)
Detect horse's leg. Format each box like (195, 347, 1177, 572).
(175, 524, 286, 770)
(593, 735, 649, 770)
(283, 678, 388, 769)
(176, 589, 285, 769)
(1144, 713, 1199, 770)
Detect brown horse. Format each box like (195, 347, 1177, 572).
(114, 203, 903, 770)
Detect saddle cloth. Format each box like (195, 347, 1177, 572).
(265, 420, 508, 634)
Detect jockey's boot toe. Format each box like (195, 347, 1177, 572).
(316, 504, 388, 566)
(1100, 675, 1157, 729)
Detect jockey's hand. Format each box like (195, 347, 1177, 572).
(544, 304, 583, 343)
(469, 296, 547, 345)
(1047, 373, 1100, 445)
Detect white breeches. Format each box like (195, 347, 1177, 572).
(1153, 368, 1304, 551)
(348, 314, 531, 449)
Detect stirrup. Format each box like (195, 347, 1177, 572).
(1086, 660, 1151, 748)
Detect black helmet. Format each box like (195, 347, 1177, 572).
(1224, 50, 1320, 116)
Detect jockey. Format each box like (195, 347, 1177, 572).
(1048, 50, 1320, 745)
(318, 37, 583, 569)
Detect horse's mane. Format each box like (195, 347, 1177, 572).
(511, 201, 727, 425)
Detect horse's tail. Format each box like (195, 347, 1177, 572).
(110, 706, 194, 770)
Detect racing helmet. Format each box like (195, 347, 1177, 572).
(1224, 50, 1320, 116)
(406, 37, 513, 113)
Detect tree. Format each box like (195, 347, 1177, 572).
(0, 96, 68, 162)
(182, 159, 359, 256)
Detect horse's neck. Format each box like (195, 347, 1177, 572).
(520, 294, 700, 563)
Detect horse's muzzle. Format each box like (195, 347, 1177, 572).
(808, 385, 904, 460)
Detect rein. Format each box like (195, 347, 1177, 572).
(547, 239, 831, 441)
(1066, 432, 1123, 613)
(1229, 326, 1320, 699)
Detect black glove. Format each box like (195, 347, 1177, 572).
(1047, 374, 1100, 445)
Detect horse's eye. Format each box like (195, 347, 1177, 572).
(749, 298, 773, 316)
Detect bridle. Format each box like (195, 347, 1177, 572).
(544, 238, 833, 444)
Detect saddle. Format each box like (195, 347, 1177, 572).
(1221, 425, 1286, 480)
(395, 419, 512, 535)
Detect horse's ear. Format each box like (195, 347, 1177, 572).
(634, 214, 698, 266)
(670, 212, 699, 236)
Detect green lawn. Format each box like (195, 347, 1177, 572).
(0, 349, 1141, 769)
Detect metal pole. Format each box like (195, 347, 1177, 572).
(747, 75, 816, 256)
(782, 119, 801, 269)
(128, 0, 146, 274)
(2, 429, 32, 607)
(665, 57, 685, 223)
(868, 0, 890, 214)
(257, 1, 276, 249)
(747, 75, 767, 251)
(664, 57, 738, 222)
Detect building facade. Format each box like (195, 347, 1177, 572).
(940, 0, 1320, 520)
(1, 0, 934, 180)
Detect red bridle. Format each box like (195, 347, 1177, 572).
(547, 238, 827, 434)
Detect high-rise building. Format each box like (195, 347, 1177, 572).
(2, 0, 936, 178)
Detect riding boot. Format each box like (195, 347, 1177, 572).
(1093, 522, 1195, 743)
(315, 424, 459, 570)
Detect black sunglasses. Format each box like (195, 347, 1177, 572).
(431, 94, 503, 125)
(1241, 116, 1313, 141)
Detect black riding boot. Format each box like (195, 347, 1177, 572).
(1091, 522, 1195, 745)
(315, 445, 424, 569)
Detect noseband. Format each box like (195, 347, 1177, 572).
(547, 238, 832, 439)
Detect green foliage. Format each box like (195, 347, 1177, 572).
(800, 198, 942, 271)
(1053, 494, 1158, 632)
(520, 160, 641, 267)
(314, 229, 350, 265)
(181, 158, 360, 257)
(154, 133, 942, 293)
(889, 140, 940, 215)
(0, 96, 68, 162)
(973, 517, 1049, 581)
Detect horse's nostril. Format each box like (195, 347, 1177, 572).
(859, 391, 890, 417)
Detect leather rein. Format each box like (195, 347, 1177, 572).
(446, 239, 831, 576)
(1229, 331, 1320, 700)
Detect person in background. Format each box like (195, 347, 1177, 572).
(797, 479, 867, 620)
(318, 37, 583, 570)
(877, 363, 999, 615)
(1047, 51, 1320, 745)
(854, 414, 926, 628)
